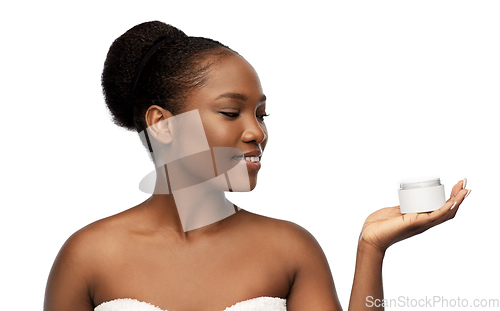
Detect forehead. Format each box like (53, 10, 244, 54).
(191, 53, 264, 102)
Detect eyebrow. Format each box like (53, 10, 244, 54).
(215, 92, 266, 103)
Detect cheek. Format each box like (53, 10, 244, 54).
(203, 122, 238, 147)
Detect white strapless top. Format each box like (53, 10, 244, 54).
(95, 297, 287, 311)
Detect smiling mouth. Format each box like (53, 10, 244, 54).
(232, 156, 261, 163)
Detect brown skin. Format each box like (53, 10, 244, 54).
(44, 53, 470, 311)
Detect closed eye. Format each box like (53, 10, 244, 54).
(220, 111, 239, 118)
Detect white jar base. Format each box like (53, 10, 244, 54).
(398, 185, 445, 214)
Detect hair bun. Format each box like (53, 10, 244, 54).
(102, 21, 187, 130)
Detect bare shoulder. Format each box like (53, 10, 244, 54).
(237, 211, 340, 309)
(236, 210, 324, 258)
(239, 209, 318, 236)
(62, 208, 139, 259)
(51, 205, 146, 278)
(50, 210, 129, 275)
(44, 209, 139, 310)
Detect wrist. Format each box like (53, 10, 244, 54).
(357, 238, 386, 261)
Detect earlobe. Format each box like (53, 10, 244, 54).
(145, 105, 175, 145)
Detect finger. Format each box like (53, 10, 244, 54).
(431, 187, 469, 224)
(429, 199, 456, 220)
(414, 197, 459, 227)
(464, 189, 472, 199)
(398, 203, 449, 231)
(407, 206, 455, 235)
(402, 187, 470, 239)
(453, 188, 469, 206)
(401, 185, 470, 230)
(445, 188, 469, 217)
(449, 179, 466, 199)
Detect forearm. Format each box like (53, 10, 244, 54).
(348, 240, 385, 311)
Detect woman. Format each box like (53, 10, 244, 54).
(44, 21, 470, 311)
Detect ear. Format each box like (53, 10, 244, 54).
(145, 105, 175, 145)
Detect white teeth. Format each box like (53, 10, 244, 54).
(244, 156, 259, 162)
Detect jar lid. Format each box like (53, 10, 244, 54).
(400, 178, 441, 190)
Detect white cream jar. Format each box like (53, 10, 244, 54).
(398, 178, 446, 213)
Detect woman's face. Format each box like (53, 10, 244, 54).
(181, 52, 268, 190)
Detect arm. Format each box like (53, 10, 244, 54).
(347, 180, 470, 311)
(348, 241, 384, 311)
(284, 223, 343, 311)
(44, 230, 95, 311)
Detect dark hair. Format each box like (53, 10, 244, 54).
(102, 21, 233, 133)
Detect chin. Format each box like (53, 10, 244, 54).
(249, 181, 257, 191)
(226, 176, 257, 192)
(247, 174, 258, 191)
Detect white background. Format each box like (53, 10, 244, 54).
(1, 0, 499, 309)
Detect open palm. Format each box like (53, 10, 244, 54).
(360, 180, 470, 252)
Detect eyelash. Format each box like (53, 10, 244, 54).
(220, 112, 239, 118)
(220, 112, 270, 121)
(257, 114, 270, 121)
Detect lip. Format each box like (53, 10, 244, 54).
(231, 150, 262, 172)
(243, 150, 262, 157)
(245, 160, 261, 172)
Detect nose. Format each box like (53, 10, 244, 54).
(241, 117, 267, 145)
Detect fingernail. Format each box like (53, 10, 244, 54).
(462, 178, 467, 189)
(465, 189, 472, 199)
(450, 202, 457, 210)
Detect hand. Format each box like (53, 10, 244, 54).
(359, 179, 471, 253)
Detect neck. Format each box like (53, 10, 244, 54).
(145, 166, 237, 236)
